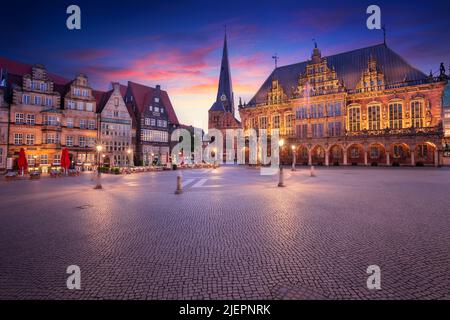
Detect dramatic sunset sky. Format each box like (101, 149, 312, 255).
(2, 0, 449, 130)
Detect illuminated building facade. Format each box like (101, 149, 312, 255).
(240, 44, 448, 167)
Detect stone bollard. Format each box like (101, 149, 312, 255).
(278, 166, 286, 187)
(175, 172, 183, 194)
(310, 165, 316, 177)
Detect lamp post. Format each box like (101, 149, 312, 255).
(278, 139, 285, 187)
(291, 145, 296, 171)
(212, 147, 217, 169)
(127, 148, 131, 171)
(94, 145, 102, 189)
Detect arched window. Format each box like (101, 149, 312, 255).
(368, 105, 381, 130)
(348, 106, 361, 131)
(411, 100, 424, 128)
(389, 102, 403, 129)
(350, 146, 360, 158)
(370, 146, 380, 159)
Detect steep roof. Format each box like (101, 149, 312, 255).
(247, 44, 427, 106)
(95, 90, 112, 114)
(0, 56, 70, 85)
(209, 101, 226, 112)
(214, 34, 234, 112)
(127, 81, 179, 125)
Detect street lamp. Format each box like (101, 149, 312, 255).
(212, 147, 217, 169)
(94, 145, 102, 189)
(278, 139, 285, 187)
(291, 145, 296, 171)
(127, 148, 131, 170)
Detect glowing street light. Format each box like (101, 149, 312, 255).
(291, 145, 296, 171)
(94, 144, 103, 189)
(127, 148, 132, 170)
(278, 139, 285, 187)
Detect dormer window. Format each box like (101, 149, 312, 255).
(148, 105, 152, 111)
(154, 97, 159, 103)
(160, 108, 164, 114)
(154, 107, 159, 113)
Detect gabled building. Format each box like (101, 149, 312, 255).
(6, 62, 65, 172)
(97, 82, 133, 167)
(61, 74, 98, 170)
(240, 43, 448, 167)
(0, 69, 9, 170)
(125, 82, 179, 166)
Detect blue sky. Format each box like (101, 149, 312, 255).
(2, 0, 449, 129)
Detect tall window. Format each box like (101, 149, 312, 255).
(285, 114, 294, 135)
(326, 102, 342, 117)
(417, 145, 428, 158)
(370, 146, 380, 159)
(45, 133, 59, 144)
(22, 94, 30, 104)
(296, 124, 308, 139)
(40, 154, 48, 165)
(348, 106, 361, 131)
(368, 105, 381, 130)
(259, 116, 268, 129)
(68, 100, 76, 109)
(272, 115, 280, 129)
(77, 102, 84, 111)
(34, 96, 41, 105)
(26, 134, 34, 145)
(45, 97, 52, 107)
(328, 122, 341, 137)
(66, 136, 73, 147)
(296, 107, 308, 119)
(14, 133, 23, 145)
(312, 123, 324, 138)
(79, 136, 86, 147)
(86, 103, 94, 112)
(411, 100, 424, 128)
(44, 115, 59, 126)
(389, 102, 403, 129)
(88, 120, 96, 130)
(26, 114, 35, 125)
(15, 113, 25, 124)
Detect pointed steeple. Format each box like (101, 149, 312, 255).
(215, 31, 234, 115)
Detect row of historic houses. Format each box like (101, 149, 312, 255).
(0, 57, 183, 172)
(208, 35, 450, 167)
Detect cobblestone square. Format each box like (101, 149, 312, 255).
(0, 166, 449, 299)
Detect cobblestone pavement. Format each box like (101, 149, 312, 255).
(1, 166, 450, 300)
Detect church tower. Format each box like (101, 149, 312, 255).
(208, 31, 240, 132)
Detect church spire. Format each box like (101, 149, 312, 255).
(215, 30, 234, 115)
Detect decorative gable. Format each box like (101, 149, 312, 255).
(295, 47, 343, 98)
(356, 56, 385, 92)
(267, 79, 286, 105)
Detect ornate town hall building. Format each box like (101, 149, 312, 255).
(239, 43, 449, 167)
